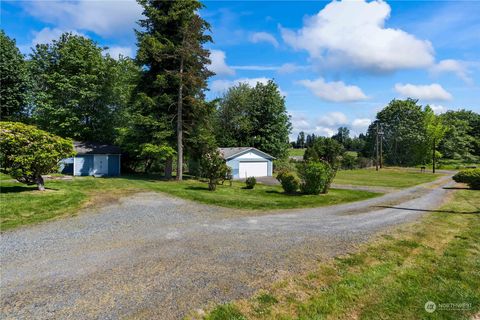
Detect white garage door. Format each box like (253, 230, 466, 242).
(238, 161, 268, 178)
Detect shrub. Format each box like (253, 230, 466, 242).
(245, 176, 256, 189)
(200, 150, 231, 191)
(273, 159, 296, 173)
(298, 161, 332, 195)
(276, 170, 300, 194)
(0, 122, 75, 190)
(341, 153, 357, 169)
(453, 169, 480, 190)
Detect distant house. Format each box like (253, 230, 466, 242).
(219, 147, 274, 179)
(60, 141, 121, 177)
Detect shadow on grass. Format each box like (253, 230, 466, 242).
(0, 186, 59, 193)
(185, 185, 210, 191)
(375, 205, 479, 214)
(265, 190, 304, 196)
(443, 186, 472, 190)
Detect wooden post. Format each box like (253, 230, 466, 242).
(375, 122, 379, 171)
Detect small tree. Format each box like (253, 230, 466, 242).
(0, 122, 75, 190)
(199, 150, 231, 191)
(298, 161, 332, 195)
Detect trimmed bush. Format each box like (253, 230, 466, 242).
(245, 176, 256, 189)
(298, 161, 332, 195)
(276, 170, 300, 194)
(453, 169, 480, 190)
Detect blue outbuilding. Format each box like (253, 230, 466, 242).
(60, 141, 121, 177)
(219, 147, 274, 179)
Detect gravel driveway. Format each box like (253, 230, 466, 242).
(0, 175, 454, 319)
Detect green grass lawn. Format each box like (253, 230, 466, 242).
(288, 148, 305, 157)
(203, 188, 480, 320)
(334, 167, 443, 188)
(0, 176, 380, 231)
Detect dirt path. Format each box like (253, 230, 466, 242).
(0, 175, 454, 319)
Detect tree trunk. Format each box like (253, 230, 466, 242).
(432, 138, 436, 174)
(165, 156, 173, 179)
(36, 175, 45, 191)
(176, 56, 184, 181)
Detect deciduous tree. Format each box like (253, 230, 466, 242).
(0, 122, 75, 190)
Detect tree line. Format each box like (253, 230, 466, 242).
(0, 0, 291, 180)
(292, 99, 479, 168)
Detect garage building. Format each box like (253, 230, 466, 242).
(219, 147, 274, 179)
(60, 141, 121, 177)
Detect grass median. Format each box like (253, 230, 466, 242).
(203, 188, 480, 320)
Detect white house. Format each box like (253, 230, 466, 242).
(219, 147, 274, 179)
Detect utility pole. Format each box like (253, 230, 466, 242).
(375, 122, 379, 171)
(432, 137, 436, 174)
(379, 124, 384, 169)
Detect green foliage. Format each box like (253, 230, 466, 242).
(245, 176, 256, 189)
(205, 304, 246, 320)
(199, 150, 231, 191)
(215, 80, 292, 159)
(136, 0, 214, 180)
(0, 30, 29, 121)
(304, 137, 344, 168)
(276, 170, 300, 194)
(439, 110, 480, 160)
(341, 152, 357, 170)
(453, 169, 480, 190)
(298, 161, 333, 195)
(0, 122, 75, 190)
(139, 143, 176, 173)
(273, 158, 297, 173)
(29, 33, 138, 143)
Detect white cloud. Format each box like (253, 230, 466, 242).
(104, 46, 133, 59)
(24, 0, 142, 38)
(351, 118, 371, 133)
(299, 78, 367, 102)
(281, 0, 434, 72)
(429, 104, 448, 114)
(394, 83, 452, 101)
(32, 27, 82, 45)
(430, 59, 473, 84)
(250, 32, 279, 48)
(231, 65, 278, 71)
(277, 63, 309, 74)
(318, 112, 348, 127)
(211, 77, 286, 97)
(209, 50, 235, 76)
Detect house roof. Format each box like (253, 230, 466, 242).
(74, 141, 121, 155)
(218, 147, 275, 160)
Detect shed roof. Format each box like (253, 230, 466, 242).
(218, 147, 275, 160)
(74, 141, 121, 155)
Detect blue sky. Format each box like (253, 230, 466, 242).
(2, 0, 479, 139)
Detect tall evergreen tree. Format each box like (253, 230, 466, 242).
(136, 0, 213, 180)
(0, 30, 29, 121)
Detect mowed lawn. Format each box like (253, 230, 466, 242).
(204, 189, 480, 320)
(0, 175, 379, 231)
(335, 167, 443, 188)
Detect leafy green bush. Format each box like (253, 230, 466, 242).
(273, 159, 297, 173)
(341, 153, 357, 169)
(245, 176, 256, 189)
(0, 122, 75, 190)
(298, 161, 332, 195)
(276, 170, 300, 194)
(453, 169, 480, 190)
